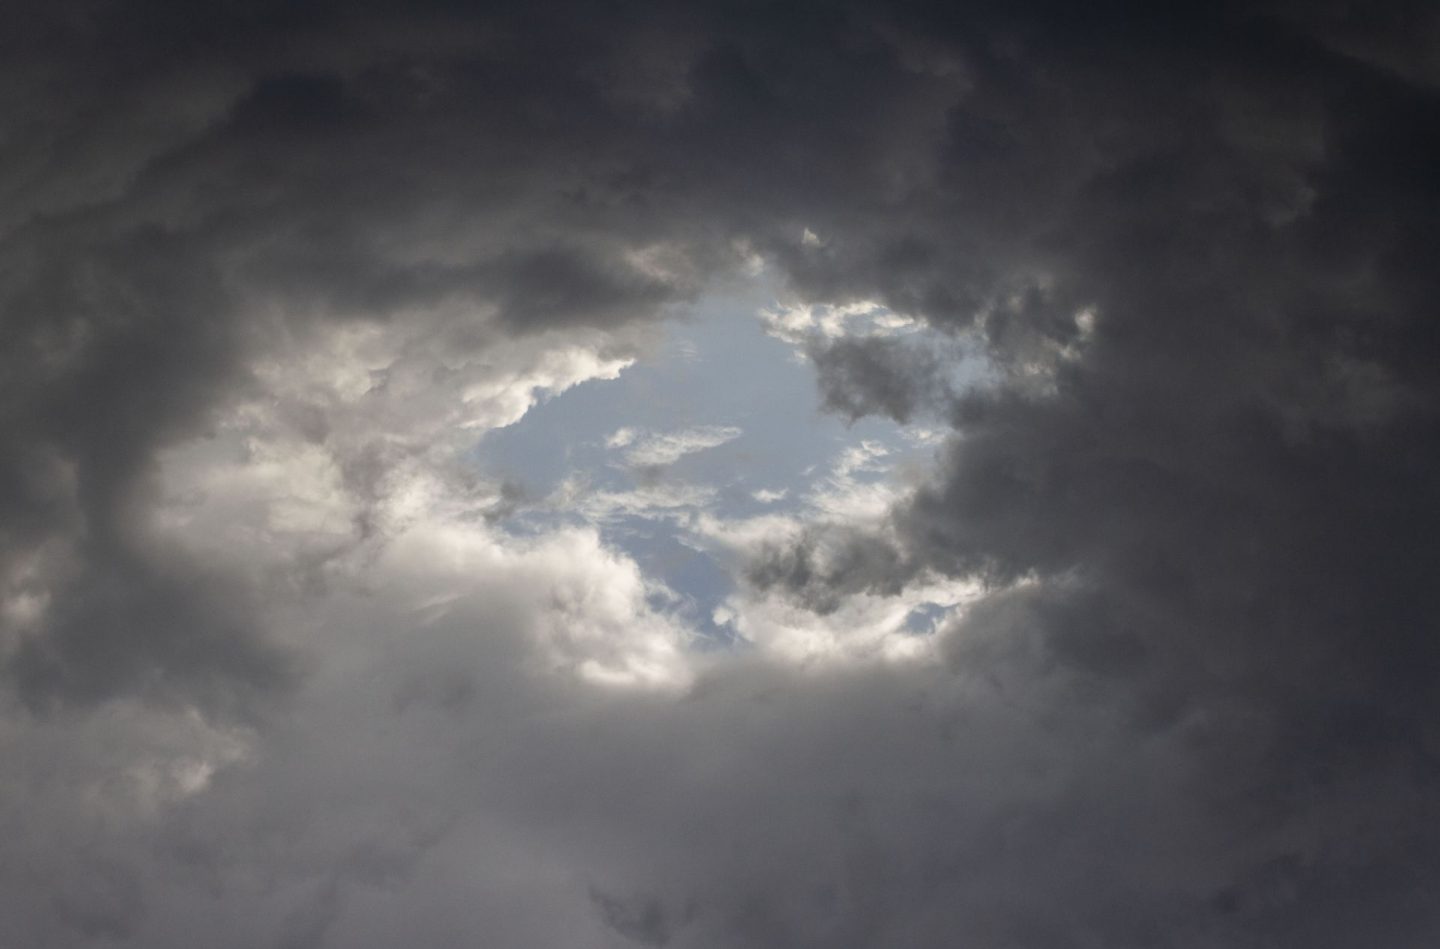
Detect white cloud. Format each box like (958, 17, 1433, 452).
(610, 425, 743, 467)
(759, 298, 914, 344)
(373, 511, 694, 691)
(151, 313, 643, 581)
(559, 477, 719, 523)
(605, 426, 638, 449)
(712, 573, 980, 663)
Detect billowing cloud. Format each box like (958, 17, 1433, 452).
(1, 1, 1438, 947)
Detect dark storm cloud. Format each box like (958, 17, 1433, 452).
(739, 2, 1440, 944)
(744, 522, 915, 615)
(807, 335, 953, 424)
(2, 0, 1438, 946)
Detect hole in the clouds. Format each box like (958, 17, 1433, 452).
(902, 602, 949, 635)
(468, 276, 974, 663)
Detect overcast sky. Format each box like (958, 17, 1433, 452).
(3, 2, 1439, 946)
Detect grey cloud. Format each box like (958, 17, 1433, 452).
(52, 860, 146, 943)
(744, 524, 913, 615)
(0, 5, 718, 711)
(590, 888, 679, 946)
(746, 2, 1440, 942)
(807, 335, 952, 424)
(1, 1, 1438, 947)
(2, 530, 1436, 948)
(489, 246, 679, 334)
(10, 551, 295, 716)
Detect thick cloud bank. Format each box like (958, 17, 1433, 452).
(2, 1, 1438, 946)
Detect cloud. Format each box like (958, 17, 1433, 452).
(1, 1, 1438, 947)
(565, 479, 720, 524)
(2, 0, 810, 710)
(759, 299, 910, 344)
(606, 427, 640, 450)
(807, 335, 953, 424)
(611, 425, 743, 468)
(726, 2, 1440, 942)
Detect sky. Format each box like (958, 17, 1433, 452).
(1, 1, 1438, 946)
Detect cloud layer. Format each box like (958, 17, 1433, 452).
(2, 1, 1438, 946)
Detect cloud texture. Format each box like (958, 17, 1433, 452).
(2, 1, 1438, 946)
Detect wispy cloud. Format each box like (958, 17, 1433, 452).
(608, 425, 743, 467)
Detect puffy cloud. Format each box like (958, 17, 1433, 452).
(1, 0, 1438, 946)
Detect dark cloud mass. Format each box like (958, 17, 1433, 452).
(1, 0, 1438, 946)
